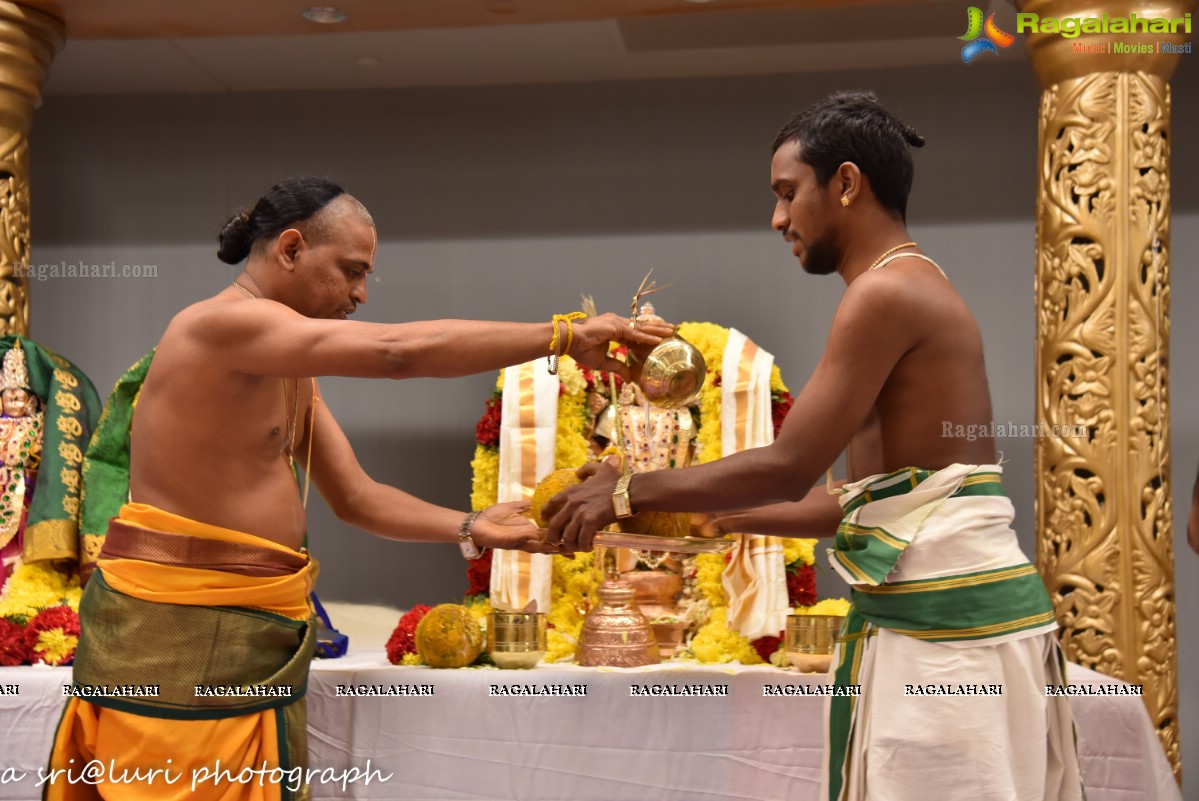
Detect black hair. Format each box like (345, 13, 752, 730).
(217, 176, 347, 264)
(771, 91, 925, 220)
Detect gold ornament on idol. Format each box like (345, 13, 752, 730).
(867, 242, 918, 271)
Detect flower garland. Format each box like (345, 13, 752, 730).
(0, 560, 83, 666)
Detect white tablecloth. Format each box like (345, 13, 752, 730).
(0, 651, 1179, 801)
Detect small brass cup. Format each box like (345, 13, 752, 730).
(784, 614, 844, 673)
(487, 612, 547, 669)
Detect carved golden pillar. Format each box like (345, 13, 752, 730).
(1024, 0, 1194, 780)
(0, 1, 63, 335)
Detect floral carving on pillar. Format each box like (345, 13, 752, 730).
(1035, 71, 1178, 777)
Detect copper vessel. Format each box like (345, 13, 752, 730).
(575, 579, 660, 667)
(621, 569, 683, 621)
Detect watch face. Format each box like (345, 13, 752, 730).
(613, 496, 632, 518)
(459, 540, 481, 560)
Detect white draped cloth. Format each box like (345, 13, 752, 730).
(720, 328, 790, 640)
(489, 358, 557, 612)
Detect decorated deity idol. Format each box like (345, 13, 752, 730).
(0, 344, 43, 589)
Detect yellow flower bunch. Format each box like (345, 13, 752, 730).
(795, 598, 851, 617)
(782, 538, 816, 568)
(693, 553, 727, 609)
(676, 322, 729, 466)
(689, 608, 764, 665)
(465, 596, 494, 631)
(554, 358, 591, 472)
(545, 552, 598, 663)
(34, 629, 78, 666)
(469, 447, 500, 512)
(0, 561, 81, 622)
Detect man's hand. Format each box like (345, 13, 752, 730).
(472, 501, 559, 554)
(542, 461, 622, 552)
(689, 513, 727, 539)
(568, 314, 674, 379)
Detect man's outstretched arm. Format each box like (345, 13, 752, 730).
(183, 299, 670, 381)
(543, 273, 918, 551)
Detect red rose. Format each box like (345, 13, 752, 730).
(465, 549, 493, 598)
(751, 634, 783, 663)
(786, 563, 817, 608)
(385, 604, 433, 664)
(0, 618, 31, 666)
(475, 396, 502, 448)
(772, 392, 794, 440)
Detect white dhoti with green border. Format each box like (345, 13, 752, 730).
(824, 464, 1084, 801)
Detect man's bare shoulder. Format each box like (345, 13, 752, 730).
(839, 258, 968, 330)
(165, 293, 300, 345)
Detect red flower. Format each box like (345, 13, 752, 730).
(28, 606, 81, 638)
(26, 606, 81, 666)
(751, 634, 783, 663)
(0, 618, 31, 666)
(580, 364, 624, 394)
(475, 396, 502, 448)
(386, 605, 433, 664)
(465, 549, 493, 598)
(771, 391, 794, 440)
(786, 563, 817, 608)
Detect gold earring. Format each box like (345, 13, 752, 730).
(840, 195, 851, 207)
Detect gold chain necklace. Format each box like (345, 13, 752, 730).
(867, 241, 918, 271)
(231, 281, 257, 298)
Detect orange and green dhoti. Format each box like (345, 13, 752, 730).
(45, 503, 317, 801)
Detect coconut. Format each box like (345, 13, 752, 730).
(529, 467, 582, 527)
(415, 604, 484, 668)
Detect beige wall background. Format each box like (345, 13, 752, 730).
(22, 58, 1199, 786)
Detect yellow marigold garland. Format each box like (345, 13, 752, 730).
(0, 561, 81, 623)
(545, 552, 598, 663)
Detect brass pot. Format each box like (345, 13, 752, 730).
(576, 579, 660, 667)
(784, 614, 844, 674)
(635, 335, 706, 409)
(488, 612, 547, 670)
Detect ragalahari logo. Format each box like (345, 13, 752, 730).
(959, 7, 1016, 62)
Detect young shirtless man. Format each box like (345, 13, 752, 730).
(545, 92, 1083, 801)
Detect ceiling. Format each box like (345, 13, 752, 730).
(32, 0, 1021, 95)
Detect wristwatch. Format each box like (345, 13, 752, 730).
(458, 511, 484, 561)
(612, 473, 635, 519)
